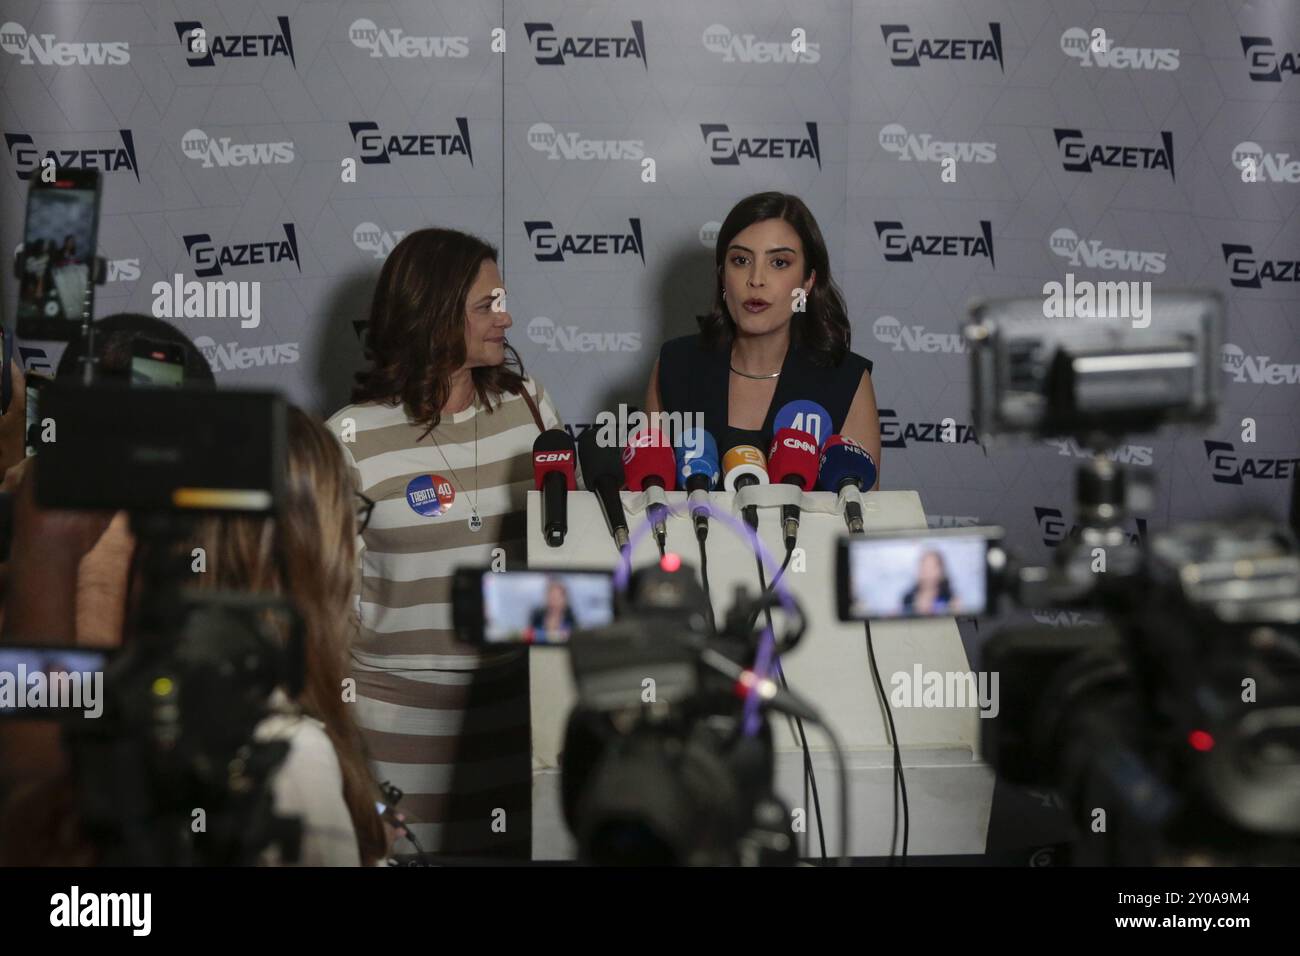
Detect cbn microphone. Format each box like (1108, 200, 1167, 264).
(768, 427, 820, 550)
(773, 399, 831, 452)
(622, 427, 677, 551)
(577, 426, 630, 550)
(533, 429, 577, 547)
(818, 434, 878, 534)
(674, 428, 720, 541)
(722, 444, 769, 530)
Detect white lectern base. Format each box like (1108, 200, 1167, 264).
(527, 488, 994, 860)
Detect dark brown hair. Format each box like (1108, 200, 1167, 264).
(352, 228, 525, 434)
(699, 192, 851, 366)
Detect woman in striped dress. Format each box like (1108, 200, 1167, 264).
(326, 228, 561, 858)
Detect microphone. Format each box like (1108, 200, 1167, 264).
(533, 429, 577, 547)
(577, 426, 630, 550)
(722, 444, 769, 531)
(818, 434, 878, 534)
(674, 428, 720, 540)
(773, 399, 832, 452)
(622, 427, 677, 551)
(767, 428, 820, 549)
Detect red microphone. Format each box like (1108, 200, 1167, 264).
(767, 427, 820, 549)
(622, 428, 676, 550)
(533, 429, 577, 547)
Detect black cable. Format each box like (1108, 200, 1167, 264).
(864, 619, 909, 863)
(755, 551, 827, 861)
(696, 529, 717, 635)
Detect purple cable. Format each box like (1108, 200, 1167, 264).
(612, 496, 798, 735)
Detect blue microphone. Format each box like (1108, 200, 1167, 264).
(773, 399, 832, 450)
(818, 434, 878, 533)
(675, 428, 720, 540)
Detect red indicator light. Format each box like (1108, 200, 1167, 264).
(659, 552, 681, 573)
(1188, 730, 1214, 752)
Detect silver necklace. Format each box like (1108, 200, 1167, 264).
(430, 407, 482, 531)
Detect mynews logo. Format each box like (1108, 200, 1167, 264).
(0, 21, 129, 65)
(1221, 343, 1300, 386)
(872, 315, 966, 354)
(347, 18, 468, 58)
(701, 23, 819, 63)
(878, 124, 996, 164)
(181, 128, 294, 168)
(1059, 27, 1178, 70)
(527, 123, 644, 161)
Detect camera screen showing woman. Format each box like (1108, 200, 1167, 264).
(901, 550, 963, 616)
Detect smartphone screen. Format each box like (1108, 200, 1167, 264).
(481, 571, 615, 644)
(131, 338, 185, 387)
(16, 170, 101, 338)
(839, 531, 998, 620)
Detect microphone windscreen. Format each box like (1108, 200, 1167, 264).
(819, 434, 877, 492)
(674, 428, 720, 488)
(577, 425, 624, 490)
(721, 444, 769, 491)
(532, 429, 577, 490)
(773, 400, 832, 450)
(768, 428, 820, 489)
(621, 428, 677, 492)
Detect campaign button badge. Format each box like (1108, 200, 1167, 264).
(406, 474, 455, 517)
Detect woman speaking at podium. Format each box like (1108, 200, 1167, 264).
(327, 229, 562, 859)
(644, 192, 881, 483)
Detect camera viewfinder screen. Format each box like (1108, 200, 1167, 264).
(18, 184, 97, 323)
(482, 571, 614, 644)
(847, 536, 988, 619)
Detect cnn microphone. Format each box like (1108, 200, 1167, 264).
(818, 434, 878, 534)
(722, 444, 769, 531)
(768, 428, 820, 550)
(533, 430, 577, 547)
(622, 428, 677, 551)
(674, 428, 720, 541)
(577, 426, 630, 550)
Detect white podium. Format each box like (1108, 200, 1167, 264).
(526, 488, 994, 860)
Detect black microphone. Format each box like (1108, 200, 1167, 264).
(577, 426, 630, 550)
(533, 430, 577, 548)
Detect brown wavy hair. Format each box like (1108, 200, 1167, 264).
(190, 407, 386, 866)
(353, 227, 526, 435)
(699, 192, 851, 366)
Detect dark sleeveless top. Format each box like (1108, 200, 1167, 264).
(656, 333, 873, 455)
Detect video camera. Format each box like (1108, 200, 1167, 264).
(12, 375, 303, 865)
(835, 291, 1300, 864)
(452, 558, 840, 866)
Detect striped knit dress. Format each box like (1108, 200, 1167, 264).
(325, 377, 561, 858)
